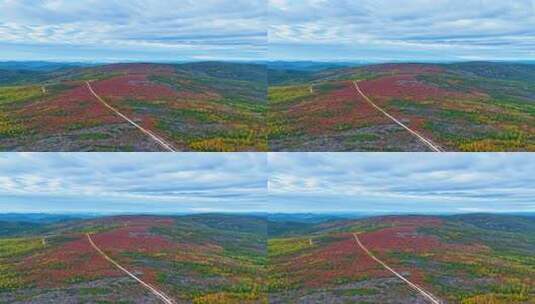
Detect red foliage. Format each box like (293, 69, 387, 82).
(16, 64, 218, 142)
(287, 81, 388, 134)
(91, 66, 218, 102)
(20, 216, 176, 288)
(361, 226, 442, 254)
(360, 216, 443, 254)
(357, 216, 484, 287)
(280, 217, 488, 292)
(91, 75, 178, 101)
(88, 217, 177, 286)
(91, 218, 176, 255)
(22, 235, 123, 288)
(356, 75, 472, 142)
(285, 234, 389, 288)
(20, 84, 123, 133)
(359, 75, 462, 102)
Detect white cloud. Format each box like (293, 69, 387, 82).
(269, 0, 535, 61)
(268, 153, 535, 213)
(0, 0, 267, 61)
(0, 153, 268, 213)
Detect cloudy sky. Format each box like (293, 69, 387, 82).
(269, 153, 535, 214)
(0, 0, 266, 62)
(0, 153, 267, 214)
(2, 1, 533, 62)
(270, 0, 535, 62)
(1, 153, 533, 215)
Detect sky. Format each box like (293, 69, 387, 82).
(269, 153, 535, 214)
(2, 1, 534, 63)
(1, 153, 533, 215)
(269, 0, 535, 62)
(0, 153, 267, 214)
(0, 0, 266, 62)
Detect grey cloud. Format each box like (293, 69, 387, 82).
(269, 0, 535, 60)
(269, 153, 535, 213)
(1, 152, 533, 214)
(0, 153, 267, 213)
(0, 0, 267, 61)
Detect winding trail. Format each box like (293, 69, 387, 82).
(86, 234, 176, 304)
(352, 233, 443, 304)
(85, 81, 177, 152)
(352, 81, 444, 152)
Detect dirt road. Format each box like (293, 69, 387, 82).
(86, 234, 176, 304)
(353, 233, 443, 304)
(85, 81, 177, 152)
(353, 81, 444, 152)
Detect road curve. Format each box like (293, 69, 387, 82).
(353, 233, 443, 304)
(85, 81, 177, 152)
(86, 234, 176, 304)
(352, 81, 444, 152)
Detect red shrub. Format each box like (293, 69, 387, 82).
(20, 84, 123, 133)
(20, 216, 177, 288)
(285, 233, 390, 288)
(91, 75, 178, 101)
(287, 81, 389, 134)
(22, 235, 123, 288)
(359, 75, 462, 102)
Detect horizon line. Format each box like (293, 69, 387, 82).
(1, 211, 533, 217)
(2, 59, 535, 65)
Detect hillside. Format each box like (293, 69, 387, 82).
(1, 213, 532, 303)
(268, 62, 535, 151)
(0, 62, 267, 152)
(0, 214, 267, 304)
(268, 214, 535, 303)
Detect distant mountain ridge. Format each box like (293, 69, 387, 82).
(0, 61, 95, 72)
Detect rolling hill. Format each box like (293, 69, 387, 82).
(0, 62, 267, 152)
(268, 214, 535, 303)
(1, 213, 532, 303)
(268, 62, 535, 152)
(3, 61, 533, 152)
(0, 214, 267, 304)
